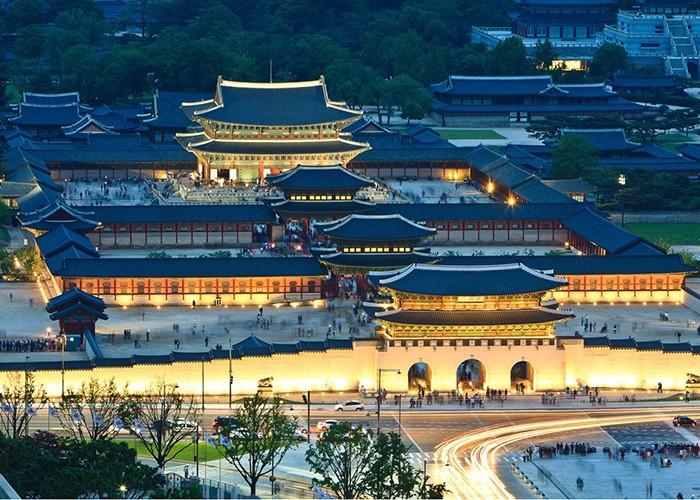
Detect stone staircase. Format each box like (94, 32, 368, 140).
(665, 18, 697, 78)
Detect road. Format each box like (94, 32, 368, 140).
(22, 402, 700, 498)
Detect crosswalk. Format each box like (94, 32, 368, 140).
(408, 451, 534, 470)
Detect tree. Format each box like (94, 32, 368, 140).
(214, 393, 299, 496)
(14, 25, 45, 60)
(625, 115, 664, 144)
(55, 378, 133, 442)
(485, 37, 530, 76)
(0, 372, 48, 439)
(129, 382, 200, 469)
(550, 135, 601, 179)
(0, 433, 164, 498)
(590, 43, 628, 79)
(6, 0, 48, 30)
(383, 74, 430, 126)
(367, 431, 421, 498)
(531, 40, 558, 72)
(305, 422, 376, 499)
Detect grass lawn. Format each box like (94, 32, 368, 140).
(655, 133, 694, 153)
(119, 439, 226, 462)
(437, 129, 505, 140)
(624, 222, 700, 245)
(0, 227, 10, 247)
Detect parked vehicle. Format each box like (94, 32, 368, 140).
(334, 400, 364, 411)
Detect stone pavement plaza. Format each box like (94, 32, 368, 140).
(0, 282, 374, 357)
(518, 453, 700, 499)
(1, 281, 700, 357)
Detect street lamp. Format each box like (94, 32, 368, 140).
(377, 368, 401, 433)
(228, 337, 233, 410)
(618, 174, 626, 226)
(59, 335, 66, 401)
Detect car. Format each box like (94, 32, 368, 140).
(165, 418, 200, 433)
(673, 416, 697, 427)
(293, 428, 308, 441)
(212, 416, 239, 434)
(316, 419, 339, 432)
(334, 400, 365, 411)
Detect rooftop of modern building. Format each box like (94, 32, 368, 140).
(183, 76, 362, 128)
(371, 262, 568, 297)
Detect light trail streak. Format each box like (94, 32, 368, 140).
(434, 410, 700, 499)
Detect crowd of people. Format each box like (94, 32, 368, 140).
(0, 338, 63, 352)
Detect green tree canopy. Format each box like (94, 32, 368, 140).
(591, 43, 628, 79)
(550, 135, 601, 180)
(485, 37, 530, 76)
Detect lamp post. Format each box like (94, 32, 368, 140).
(618, 174, 626, 226)
(377, 368, 400, 433)
(201, 357, 205, 410)
(24, 356, 30, 437)
(398, 394, 402, 438)
(228, 337, 233, 410)
(59, 335, 65, 402)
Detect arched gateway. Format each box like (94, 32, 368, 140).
(457, 359, 486, 391)
(407, 362, 432, 393)
(510, 361, 535, 392)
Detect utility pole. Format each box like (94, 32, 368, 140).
(60, 336, 65, 402)
(306, 390, 311, 443)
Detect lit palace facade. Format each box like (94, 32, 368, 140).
(175, 77, 369, 183)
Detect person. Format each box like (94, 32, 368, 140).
(146, 330, 150, 342)
(658, 382, 663, 394)
(183, 465, 189, 479)
(576, 476, 584, 491)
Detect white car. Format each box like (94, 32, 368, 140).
(316, 419, 339, 432)
(335, 400, 365, 411)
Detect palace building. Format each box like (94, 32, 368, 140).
(314, 214, 438, 274)
(175, 77, 370, 183)
(367, 263, 573, 340)
(266, 164, 376, 225)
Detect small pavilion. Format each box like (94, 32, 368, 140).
(46, 287, 108, 338)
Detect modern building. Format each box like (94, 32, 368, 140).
(430, 75, 645, 127)
(175, 77, 370, 183)
(472, 0, 619, 70)
(600, 9, 700, 78)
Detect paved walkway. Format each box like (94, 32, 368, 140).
(518, 453, 700, 499)
(555, 304, 700, 343)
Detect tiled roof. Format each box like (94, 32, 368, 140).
(191, 78, 362, 127)
(142, 90, 211, 129)
(86, 204, 276, 224)
(512, 177, 576, 204)
(376, 262, 567, 296)
(318, 214, 436, 241)
(46, 287, 107, 313)
(269, 199, 375, 215)
(23, 91, 80, 106)
(186, 137, 369, 156)
(584, 336, 700, 354)
(436, 254, 693, 275)
(267, 165, 373, 190)
(10, 103, 83, 127)
(35, 225, 98, 259)
(375, 307, 573, 326)
(431, 75, 553, 96)
(318, 251, 438, 269)
(48, 302, 108, 321)
(370, 202, 584, 221)
(561, 129, 639, 152)
(561, 206, 643, 254)
(54, 256, 327, 278)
